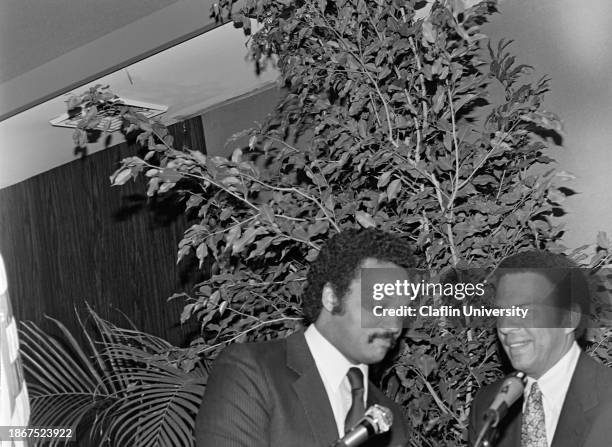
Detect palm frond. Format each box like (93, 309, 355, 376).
(19, 308, 207, 447)
(101, 344, 206, 446)
(19, 320, 116, 446)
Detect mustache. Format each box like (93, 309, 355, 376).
(368, 331, 399, 343)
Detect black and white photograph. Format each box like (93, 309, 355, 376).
(1, 1, 611, 446)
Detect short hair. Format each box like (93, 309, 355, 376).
(494, 250, 590, 338)
(302, 228, 416, 324)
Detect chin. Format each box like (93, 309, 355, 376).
(367, 349, 389, 364)
(354, 352, 380, 365)
(509, 357, 535, 374)
(503, 348, 530, 370)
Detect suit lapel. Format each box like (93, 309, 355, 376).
(286, 331, 339, 447)
(551, 353, 598, 447)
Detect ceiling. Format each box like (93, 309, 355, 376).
(0, 0, 278, 189)
(0, 0, 236, 121)
(0, 0, 180, 84)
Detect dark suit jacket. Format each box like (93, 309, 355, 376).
(195, 330, 409, 447)
(468, 352, 612, 447)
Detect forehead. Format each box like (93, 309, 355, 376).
(495, 271, 557, 305)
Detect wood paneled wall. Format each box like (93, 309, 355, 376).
(0, 117, 206, 346)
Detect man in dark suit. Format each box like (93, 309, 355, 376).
(469, 250, 612, 447)
(195, 229, 414, 447)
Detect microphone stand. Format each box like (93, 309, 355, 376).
(474, 371, 526, 447)
(473, 413, 496, 447)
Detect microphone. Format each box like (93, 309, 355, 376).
(474, 371, 527, 447)
(331, 404, 393, 447)
(483, 371, 526, 427)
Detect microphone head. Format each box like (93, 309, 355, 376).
(364, 404, 393, 434)
(486, 371, 527, 426)
(498, 371, 527, 403)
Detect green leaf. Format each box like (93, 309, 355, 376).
(306, 248, 318, 262)
(111, 168, 133, 186)
(259, 204, 276, 225)
(196, 243, 208, 267)
(387, 179, 402, 201)
(159, 182, 176, 194)
(377, 171, 393, 188)
(180, 304, 195, 324)
(191, 150, 207, 165)
(422, 21, 437, 43)
(232, 226, 264, 254)
(226, 225, 241, 250)
(308, 220, 329, 238)
(221, 176, 241, 186)
(355, 211, 376, 228)
(186, 194, 204, 210)
(160, 168, 182, 182)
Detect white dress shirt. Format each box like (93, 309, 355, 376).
(523, 341, 581, 447)
(304, 324, 369, 437)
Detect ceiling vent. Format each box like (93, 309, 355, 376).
(49, 98, 167, 132)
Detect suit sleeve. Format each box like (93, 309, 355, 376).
(194, 344, 271, 447)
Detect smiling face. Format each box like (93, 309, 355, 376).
(315, 258, 407, 365)
(495, 271, 576, 378)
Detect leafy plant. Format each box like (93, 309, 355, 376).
(64, 0, 612, 445)
(19, 307, 206, 446)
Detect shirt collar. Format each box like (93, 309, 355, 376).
(304, 324, 369, 392)
(525, 341, 581, 404)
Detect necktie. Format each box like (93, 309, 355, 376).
(345, 367, 365, 434)
(521, 382, 547, 447)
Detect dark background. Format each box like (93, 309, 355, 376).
(0, 117, 204, 346)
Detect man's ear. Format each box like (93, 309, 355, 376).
(563, 302, 582, 334)
(321, 283, 338, 313)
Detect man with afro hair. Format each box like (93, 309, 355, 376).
(196, 228, 415, 447)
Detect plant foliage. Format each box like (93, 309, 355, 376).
(19, 307, 206, 446)
(63, 1, 612, 445)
